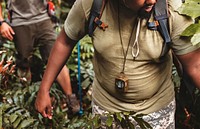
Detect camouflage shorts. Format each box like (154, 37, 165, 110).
(92, 98, 176, 129)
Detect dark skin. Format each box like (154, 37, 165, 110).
(178, 49, 200, 89)
(35, 0, 200, 119)
(35, 29, 77, 119)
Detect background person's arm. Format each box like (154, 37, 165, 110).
(0, 1, 15, 41)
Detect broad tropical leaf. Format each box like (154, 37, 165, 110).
(177, 0, 200, 19)
(181, 23, 200, 36)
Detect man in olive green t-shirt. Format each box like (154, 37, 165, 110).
(35, 0, 200, 128)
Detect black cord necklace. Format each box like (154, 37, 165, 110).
(118, 1, 135, 74)
(115, 0, 136, 92)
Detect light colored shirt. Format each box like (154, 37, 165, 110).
(6, 0, 49, 26)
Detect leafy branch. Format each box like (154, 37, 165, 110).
(177, 0, 200, 45)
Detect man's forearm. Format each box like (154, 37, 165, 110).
(39, 28, 77, 92)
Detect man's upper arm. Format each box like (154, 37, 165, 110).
(177, 48, 200, 90)
(178, 48, 200, 69)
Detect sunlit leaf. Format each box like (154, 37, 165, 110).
(106, 115, 113, 127)
(177, 0, 200, 18)
(93, 115, 101, 128)
(9, 114, 18, 123)
(191, 33, 200, 45)
(181, 23, 200, 36)
(3, 117, 10, 125)
(18, 119, 35, 128)
(13, 116, 21, 128)
(116, 112, 122, 122)
(123, 111, 130, 116)
(6, 106, 20, 114)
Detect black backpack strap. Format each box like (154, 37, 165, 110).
(154, 0, 171, 43)
(88, 0, 108, 37)
(154, 0, 172, 58)
(147, 0, 171, 58)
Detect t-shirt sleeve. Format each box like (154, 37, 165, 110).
(169, 0, 200, 55)
(64, 0, 93, 41)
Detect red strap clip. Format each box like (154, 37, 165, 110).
(94, 17, 108, 31)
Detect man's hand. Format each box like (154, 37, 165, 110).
(0, 22, 15, 41)
(35, 88, 53, 119)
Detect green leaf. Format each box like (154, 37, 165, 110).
(116, 112, 122, 122)
(106, 115, 113, 127)
(3, 117, 10, 125)
(191, 33, 200, 45)
(93, 115, 101, 128)
(6, 106, 20, 114)
(177, 0, 200, 19)
(181, 23, 200, 36)
(123, 111, 130, 116)
(9, 114, 18, 123)
(13, 116, 21, 128)
(24, 91, 36, 107)
(18, 119, 35, 128)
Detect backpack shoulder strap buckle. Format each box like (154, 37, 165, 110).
(88, 0, 108, 36)
(147, 20, 159, 30)
(94, 17, 108, 31)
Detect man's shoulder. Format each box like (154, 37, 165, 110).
(73, 0, 93, 19)
(79, 0, 93, 10)
(168, 0, 183, 11)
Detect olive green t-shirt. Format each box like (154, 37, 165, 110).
(64, 0, 199, 114)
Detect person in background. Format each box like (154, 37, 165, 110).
(35, 0, 200, 128)
(0, 0, 80, 114)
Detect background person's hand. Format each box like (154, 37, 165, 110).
(35, 89, 53, 119)
(0, 22, 15, 41)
